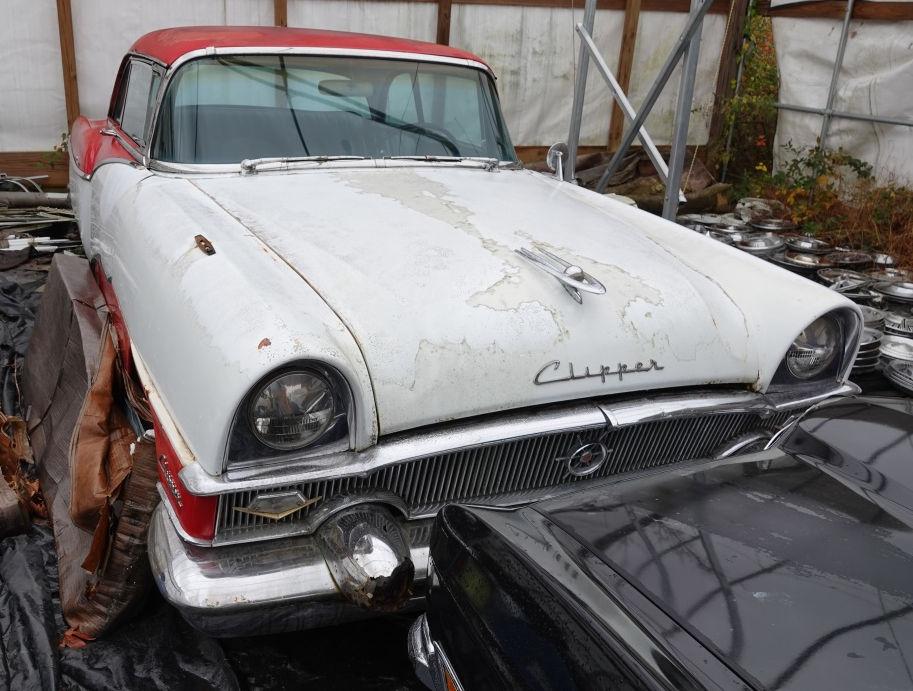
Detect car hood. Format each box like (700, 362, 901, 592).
(535, 399, 913, 690)
(190, 165, 852, 434)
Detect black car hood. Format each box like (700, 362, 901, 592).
(536, 399, 913, 691)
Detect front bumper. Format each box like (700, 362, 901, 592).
(147, 504, 431, 636)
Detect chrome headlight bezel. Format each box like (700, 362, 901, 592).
(771, 307, 861, 388)
(225, 362, 353, 470)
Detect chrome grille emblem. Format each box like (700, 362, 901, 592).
(560, 442, 611, 477)
(515, 247, 606, 304)
(234, 490, 321, 521)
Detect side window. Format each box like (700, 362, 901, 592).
(117, 60, 160, 146)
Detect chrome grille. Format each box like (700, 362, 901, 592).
(215, 410, 790, 542)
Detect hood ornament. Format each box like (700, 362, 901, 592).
(515, 247, 606, 304)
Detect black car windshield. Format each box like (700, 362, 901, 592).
(151, 55, 515, 164)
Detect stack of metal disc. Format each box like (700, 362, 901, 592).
(860, 305, 886, 330)
(868, 267, 912, 283)
(816, 268, 882, 305)
(785, 235, 833, 255)
(737, 233, 784, 257)
(825, 250, 874, 271)
(852, 328, 883, 376)
(884, 359, 913, 396)
(884, 307, 913, 338)
(750, 218, 796, 233)
(677, 213, 722, 233)
(872, 253, 897, 269)
(880, 333, 913, 364)
(770, 250, 832, 278)
(874, 281, 913, 309)
(709, 217, 752, 245)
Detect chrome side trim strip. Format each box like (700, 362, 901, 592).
(179, 383, 857, 496)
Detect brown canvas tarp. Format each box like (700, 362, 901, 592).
(23, 254, 159, 638)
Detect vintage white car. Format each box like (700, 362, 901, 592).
(69, 26, 861, 635)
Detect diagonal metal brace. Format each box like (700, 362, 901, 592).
(576, 24, 685, 203)
(595, 0, 715, 193)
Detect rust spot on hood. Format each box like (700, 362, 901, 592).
(258, 338, 271, 350)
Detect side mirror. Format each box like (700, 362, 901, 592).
(545, 142, 569, 181)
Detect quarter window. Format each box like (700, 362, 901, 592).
(117, 60, 160, 146)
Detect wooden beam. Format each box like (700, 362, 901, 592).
(453, 0, 729, 12)
(706, 0, 749, 153)
(274, 0, 288, 27)
(607, 0, 642, 151)
(55, 0, 79, 128)
(757, 0, 913, 19)
(437, 0, 453, 45)
(0, 152, 69, 190)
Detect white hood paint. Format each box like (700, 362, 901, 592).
(187, 166, 854, 435)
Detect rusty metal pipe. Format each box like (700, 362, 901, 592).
(0, 192, 71, 209)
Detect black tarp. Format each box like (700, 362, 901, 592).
(0, 524, 422, 690)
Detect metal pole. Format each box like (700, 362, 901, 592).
(777, 102, 913, 130)
(819, 0, 855, 149)
(662, 0, 703, 219)
(566, 0, 598, 182)
(595, 0, 714, 193)
(577, 24, 684, 200)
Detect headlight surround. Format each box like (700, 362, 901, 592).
(771, 307, 861, 388)
(248, 370, 338, 450)
(785, 315, 841, 379)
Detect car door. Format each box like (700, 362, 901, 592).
(74, 55, 162, 260)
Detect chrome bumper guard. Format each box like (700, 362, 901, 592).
(148, 504, 430, 636)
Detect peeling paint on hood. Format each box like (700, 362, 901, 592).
(190, 166, 854, 435)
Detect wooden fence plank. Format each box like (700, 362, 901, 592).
(0, 152, 69, 190)
(55, 0, 79, 128)
(274, 0, 288, 26)
(437, 0, 453, 44)
(608, 0, 642, 151)
(757, 0, 913, 19)
(706, 0, 749, 155)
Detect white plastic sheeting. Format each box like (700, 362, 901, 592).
(452, 6, 727, 146)
(0, 1, 67, 151)
(288, 0, 437, 42)
(71, 0, 274, 123)
(1, 0, 728, 151)
(773, 17, 913, 185)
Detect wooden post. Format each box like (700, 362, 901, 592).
(55, 0, 79, 128)
(437, 0, 453, 45)
(274, 0, 288, 27)
(607, 0, 641, 151)
(706, 0, 750, 157)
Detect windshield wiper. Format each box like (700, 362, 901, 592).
(389, 155, 501, 170)
(240, 155, 369, 174)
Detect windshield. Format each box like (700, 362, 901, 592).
(151, 55, 516, 164)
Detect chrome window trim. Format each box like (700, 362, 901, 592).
(109, 54, 166, 162)
(145, 47, 495, 175)
(179, 382, 859, 496)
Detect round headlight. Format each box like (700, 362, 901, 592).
(249, 371, 336, 450)
(786, 316, 840, 379)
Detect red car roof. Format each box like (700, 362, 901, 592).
(130, 26, 489, 69)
